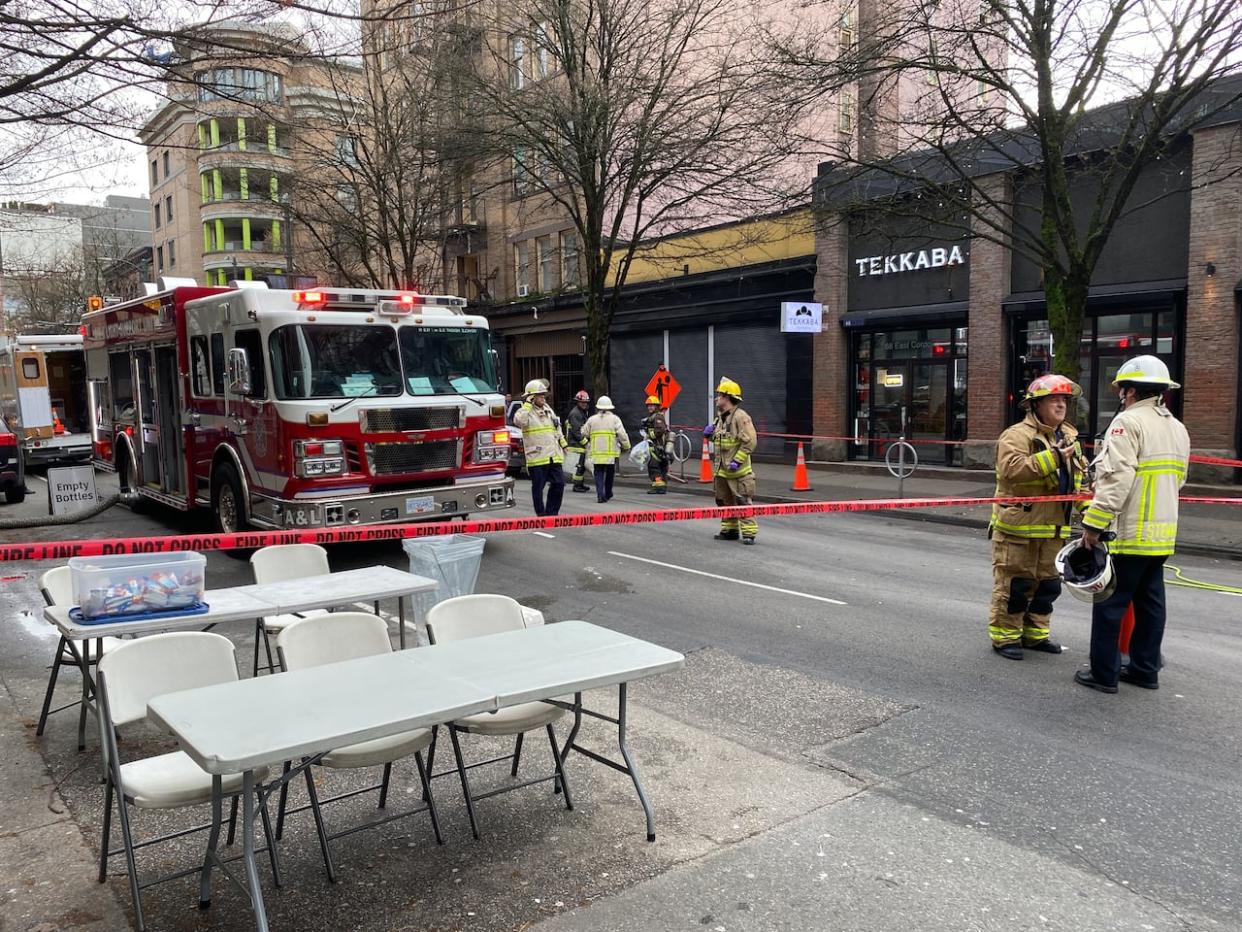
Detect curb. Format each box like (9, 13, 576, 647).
(615, 473, 1242, 562)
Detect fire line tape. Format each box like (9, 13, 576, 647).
(2, 494, 1238, 562)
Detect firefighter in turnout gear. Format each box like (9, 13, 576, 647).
(706, 377, 758, 544)
(1074, 355, 1189, 694)
(988, 374, 1088, 660)
(583, 395, 630, 503)
(514, 379, 568, 516)
(565, 389, 591, 492)
(640, 395, 674, 494)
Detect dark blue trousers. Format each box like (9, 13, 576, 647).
(528, 463, 565, 516)
(1090, 554, 1168, 686)
(594, 463, 616, 501)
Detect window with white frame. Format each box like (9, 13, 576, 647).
(513, 146, 532, 196)
(839, 93, 854, 133)
(511, 36, 526, 88)
(537, 234, 556, 291)
(560, 229, 581, 288)
(839, 8, 855, 54)
(515, 241, 532, 294)
(535, 22, 552, 78)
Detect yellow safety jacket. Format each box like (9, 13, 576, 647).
(990, 412, 1086, 540)
(583, 412, 631, 465)
(712, 407, 757, 479)
(1082, 397, 1189, 556)
(514, 402, 566, 467)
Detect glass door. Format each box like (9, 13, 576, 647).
(910, 362, 950, 464)
(870, 362, 909, 452)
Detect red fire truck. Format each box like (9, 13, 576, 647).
(82, 280, 514, 532)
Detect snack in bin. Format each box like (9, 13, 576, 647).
(81, 569, 203, 618)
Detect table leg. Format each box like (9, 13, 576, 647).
(75, 638, 91, 751)
(242, 770, 271, 932)
(616, 683, 657, 843)
(199, 775, 223, 908)
(397, 596, 407, 650)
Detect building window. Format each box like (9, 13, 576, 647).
(165, 195, 173, 223)
(560, 229, 580, 288)
(535, 22, 552, 78)
(839, 94, 854, 134)
(196, 67, 283, 103)
(153, 203, 161, 229)
(167, 239, 176, 268)
(156, 244, 164, 271)
(511, 36, 526, 88)
(513, 146, 532, 197)
(839, 9, 855, 54)
(162, 150, 170, 178)
(150, 159, 158, 187)
(515, 241, 532, 295)
(335, 134, 359, 167)
(537, 234, 556, 291)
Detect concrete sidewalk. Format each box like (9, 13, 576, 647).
(619, 458, 1242, 558)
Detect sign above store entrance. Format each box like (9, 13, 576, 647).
(855, 245, 967, 277)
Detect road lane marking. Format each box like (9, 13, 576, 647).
(608, 551, 847, 606)
(533, 531, 556, 539)
(27, 474, 46, 484)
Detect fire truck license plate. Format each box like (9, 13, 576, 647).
(405, 495, 435, 516)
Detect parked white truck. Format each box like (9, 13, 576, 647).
(0, 333, 93, 467)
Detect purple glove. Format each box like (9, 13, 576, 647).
(728, 459, 742, 471)
(703, 424, 716, 438)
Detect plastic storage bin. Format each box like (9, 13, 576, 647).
(402, 534, 486, 620)
(68, 552, 206, 619)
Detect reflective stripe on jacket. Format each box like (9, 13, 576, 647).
(583, 412, 631, 464)
(564, 405, 589, 451)
(990, 412, 1086, 540)
(514, 402, 566, 467)
(712, 407, 757, 479)
(1082, 397, 1189, 556)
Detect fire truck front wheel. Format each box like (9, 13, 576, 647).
(211, 462, 249, 536)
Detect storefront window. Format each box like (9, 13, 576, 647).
(873, 328, 952, 359)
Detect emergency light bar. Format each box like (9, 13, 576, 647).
(289, 288, 468, 311)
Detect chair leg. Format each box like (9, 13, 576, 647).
(510, 732, 524, 777)
(423, 726, 438, 802)
(303, 765, 337, 883)
(414, 751, 443, 845)
(225, 795, 239, 846)
(77, 639, 92, 751)
(98, 779, 113, 883)
(546, 725, 573, 811)
(115, 796, 146, 931)
(275, 761, 291, 840)
(36, 636, 69, 736)
(447, 725, 480, 840)
(378, 762, 393, 809)
(252, 619, 262, 678)
(257, 794, 282, 888)
(260, 624, 277, 674)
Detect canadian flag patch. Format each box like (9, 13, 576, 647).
(1111, 427, 1126, 436)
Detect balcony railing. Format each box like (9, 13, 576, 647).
(204, 240, 283, 255)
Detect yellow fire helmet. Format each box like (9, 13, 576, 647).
(715, 377, 742, 401)
(645, 395, 661, 406)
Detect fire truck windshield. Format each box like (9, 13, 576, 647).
(270, 325, 404, 399)
(398, 326, 496, 396)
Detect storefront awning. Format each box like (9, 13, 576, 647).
(1002, 278, 1187, 315)
(840, 301, 968, 328)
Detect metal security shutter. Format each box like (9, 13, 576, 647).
(608, 331, 664, 443)
(669, 328, 709, 430)
(714, 323, 789, 458)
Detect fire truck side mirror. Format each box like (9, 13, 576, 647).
(227, 348, 252, 396)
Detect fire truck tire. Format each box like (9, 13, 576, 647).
(211, 462, 249, 536)
(116, 446, 145, 514)
(4, 485, 25, 504)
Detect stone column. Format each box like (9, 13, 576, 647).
(811, 211, 851, 461)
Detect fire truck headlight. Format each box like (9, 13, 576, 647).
(472, 430, 511, 465)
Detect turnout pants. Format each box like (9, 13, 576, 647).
(528, 462, 565, 516)
(1089, 554, 1168, 686)
(648, 452, 669, 491)
(594, 463, 617, 501)
(988, 536, 1062, 647)
(715, 474, 757, 538)
(568, 445, 588, 487)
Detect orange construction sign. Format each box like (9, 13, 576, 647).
(644, 365, 681, 409)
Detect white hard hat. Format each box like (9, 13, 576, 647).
(596, 395, 615, 410)
(1111, 355, 1180, 390)
(523, 378, 550, 396)
(1055, 539, 1116, 603)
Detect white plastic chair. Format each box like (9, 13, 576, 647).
(248, 544, 332, 675)
(95, 632, 276, 931)
(275, 612, 441, 881)
(35, 565, 125, 749)
(425, 594, 572, 840)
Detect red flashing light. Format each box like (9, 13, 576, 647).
(293, 290, 326, 305)
(78, 325, 87, 337)
(399, 293, 418, 305)
(933, 344, 947, 356)
(302, 441, 325, 456)
(1118, 337, 1130, 349)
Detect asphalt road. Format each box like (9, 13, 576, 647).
(1, 469, 1239, 931)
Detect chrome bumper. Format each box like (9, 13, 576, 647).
(249, 476, 516, 529)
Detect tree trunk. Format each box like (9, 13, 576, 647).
(585, 294, 611, 399)
(1044, 266, 1089, 384)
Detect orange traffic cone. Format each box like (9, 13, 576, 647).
(1118, 603, 1136, 654)
(791, 441, 812, 491)
(699, 439, 714, 483)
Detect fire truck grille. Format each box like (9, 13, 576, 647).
(360, 406, 463, 432)
(366, 441, 459, 475)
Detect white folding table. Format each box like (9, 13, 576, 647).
(146, 621, 685, 932)
(44, 566, 437, 749)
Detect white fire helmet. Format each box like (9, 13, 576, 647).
(1055, 538, 1116, 603)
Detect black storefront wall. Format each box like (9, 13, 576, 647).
(843, 210, 973, 464)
